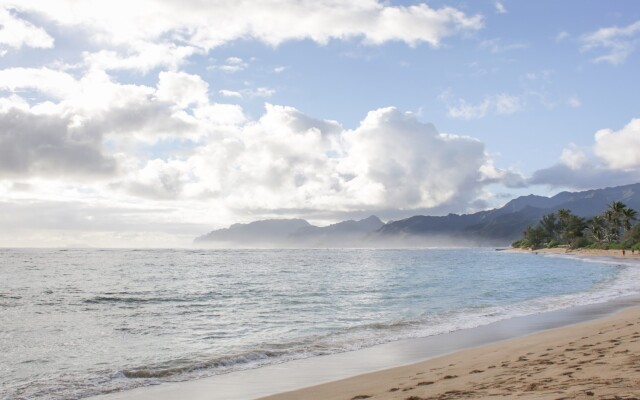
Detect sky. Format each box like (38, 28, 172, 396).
(0, 0, 639, 247)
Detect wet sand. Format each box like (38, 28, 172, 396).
(261, 305, 640, 400)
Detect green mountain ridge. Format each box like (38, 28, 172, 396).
(195, 183, 640, 247)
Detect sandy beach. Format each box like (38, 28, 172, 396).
(261, 304, 640, 400)
(505, 247, 640, 259)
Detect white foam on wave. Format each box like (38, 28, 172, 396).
(129, 255, 640, 388)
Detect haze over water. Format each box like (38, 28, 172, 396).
(2, 248, 639, 400)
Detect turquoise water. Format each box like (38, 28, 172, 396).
(1, 248, 639, 400)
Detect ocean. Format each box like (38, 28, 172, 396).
(2, 248, 639, 400)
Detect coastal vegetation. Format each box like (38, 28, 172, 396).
(512, 201, 640, 250)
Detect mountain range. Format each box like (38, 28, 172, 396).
(195, 182, 640, 247)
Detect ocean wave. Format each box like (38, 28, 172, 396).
(89, 257, 640, 390)
(5, 248, 640, 400)
(120, 349, 292, 379)
(82, 292, 223, 304)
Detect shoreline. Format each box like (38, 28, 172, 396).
(262, 303, 640, 400)
(504, 246, 640, 259)
(88, 298, 640, 400)
(88, 251, 640, 400)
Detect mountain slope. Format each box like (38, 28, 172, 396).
(378, 182, 640, 245)
(293, 215, 384, 246)
(194, 182, 640, 247)
(194, 219, 311, 246)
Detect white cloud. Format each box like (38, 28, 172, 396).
(581, 19, 640, 65)
(556, 31, 569, 42)
(145, 105, 517, 214)
(337, 108, 488, 209)
(567, 96, 582, 108)
(493, 94, 522, 114)
(479, 160, 526, 188)
(0, 107, 115, 177)
(82, 43, 197, 72)
(193, 103, 246, 126)
(594, 118, 640, 169)
(440, 91, 523, 119)
(4, 0, 483, 72)
(559, 144, 587, 169)
(0, 67, 205, 148)
(0, 7, 54, 52)
(494, 1, 507, 14)
(1, 82, 512, 214)
(248, 87, 276, 98)
(219, 89, 243, 99)
(219, 87, 276, 100)
(156, 71, 209, 108)
(273, 66, 287, 73)
(479, 38, 526, 53)
(0, 61, 527, 243)
(0, 67, 78, 99)
(530, 119, 640, 189)
(217, 57, 248, 73)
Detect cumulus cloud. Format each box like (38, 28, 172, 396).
(530, 119, 640, 189)
(440, 90, 523, 119)
(479, 160, 527, 188)
(494, 1, 507, 14)
(559, 144, 588, 169)
(338, 108, 489, 209)
(0, 62, 515, 215)
(109, 105, 520, 218)
(0, 60, 527, 242)
(4, 0, 483, 72)
(0, 66, 224, 186)
(594, 118, 640, 169)
(0, 53, 524, 212)
(193, 103, 246, 126)
(82, 43, 197, 72)
(155, 71, 209, 108)
(581, 19, 640, 65)
(0, 68, 204, 143)
(0, 108, 115, 177)
(0, 67, 79, 99)
(0, 7, 54, 52)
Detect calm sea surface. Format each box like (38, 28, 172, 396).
(1, 248, 639, 400)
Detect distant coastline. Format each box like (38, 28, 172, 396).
(194, 182, 640, 249)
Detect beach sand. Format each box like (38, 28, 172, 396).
(261, 305, 640, 400)
(505, 247, 640, 259)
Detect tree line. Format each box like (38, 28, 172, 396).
(512, 201, 640, 250)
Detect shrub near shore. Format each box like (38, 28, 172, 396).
(512, 201, 640, 251)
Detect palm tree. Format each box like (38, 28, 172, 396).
(586, 216, 606, 244)
(603, 201, 627, 241)
(557, 208, 571, 243)
(622, 207, 638, 232)
(540, 213, 558, 240)
(603, 209, 618, 242)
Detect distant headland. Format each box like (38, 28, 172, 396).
(195, 182, 640, 248)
